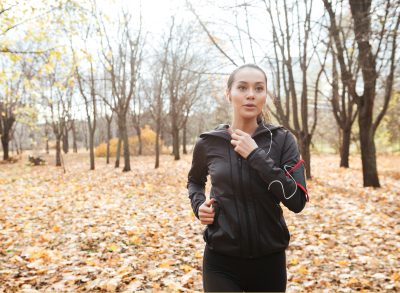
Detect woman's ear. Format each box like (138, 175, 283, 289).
(225, 90, 231, 103)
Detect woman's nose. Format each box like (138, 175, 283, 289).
(247, 90, 255, 98)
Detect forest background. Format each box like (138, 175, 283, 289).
(0, 0, 399, 291)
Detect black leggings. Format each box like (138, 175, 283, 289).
(202, 245, 287, 292)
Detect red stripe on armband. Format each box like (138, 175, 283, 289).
(283, 160, 310, 202)
(287, 159, 305, 174)
(296, 183, 309, 202)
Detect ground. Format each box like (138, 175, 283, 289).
(0, 152, 399, 292)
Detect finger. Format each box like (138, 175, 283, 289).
(234, 128, 248, 136)
(201, 217, 214, 223)
(201, 220, 214, 225)
(231, 133, 240, 139)
(199, 206, 214, 214)
(199, 208, 215, 214)
(204, 198, 215, 207)
(200, 216, 215, 222)
(199, 208, 215, 215)
(206, 206, 215, 213)
(199, 206, 215, 213)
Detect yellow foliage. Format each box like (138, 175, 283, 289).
(9, 54, 22, 63)
(43, 63, 54, 74)
(50, 50, 62, 61)
(0, 70, 6, 81)
(95, 125, 169, 157)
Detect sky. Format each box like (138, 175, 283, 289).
(2, 0, 334, 123)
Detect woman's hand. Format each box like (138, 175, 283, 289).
(198, 198, 215, 225)
(229, 128, 258, 159)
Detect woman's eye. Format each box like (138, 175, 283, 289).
(238, 86, 246, 91)
(256, 87, 264, 92)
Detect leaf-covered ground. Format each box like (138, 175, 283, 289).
(0, 153, 399, 292)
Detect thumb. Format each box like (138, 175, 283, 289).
(205, 198, 216, 207)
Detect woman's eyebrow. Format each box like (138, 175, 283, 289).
(236, 81, 265, 84)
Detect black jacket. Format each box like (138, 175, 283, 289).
(187, 122, 309, 259)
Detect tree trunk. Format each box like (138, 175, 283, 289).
(135, 125, 142, 156)
(349, 0, 380, 187)
(89, 128, 95, 170)
(72, 121, 78, 153)
(359, 115, 380, 187)
(340, 127, 351, 168)
(172, 126, 180, 160)
(120, 117, 131, 172)
(155, 119, 160, 168)
(299, 134, 311, 179)
(56, 136, 62, 167)
(182, 123, 187, 155)
(15, 141, 20, 155)
(1, 135, 9, 160)
(46, 139, 49, 154)
(106, 120, 111, 164)
(62, 127, 69, 154)
(11, 140, 14, 155)
(16, 139, 21, 155)
(84, 130, 89, 151)
(115, 135, 121, 168)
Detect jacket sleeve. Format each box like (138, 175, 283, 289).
(186, 137, 208, 219)
(246, 130, 309, 213)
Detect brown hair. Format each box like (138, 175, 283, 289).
(226, 64, 270, 124)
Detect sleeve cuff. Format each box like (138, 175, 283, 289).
(246, 147, 261, 161)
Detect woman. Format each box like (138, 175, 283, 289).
(187, 64, 309, 292)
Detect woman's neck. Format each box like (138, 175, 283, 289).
(230, 118, 258, 136)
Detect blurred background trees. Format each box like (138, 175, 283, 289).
(0, 0, 399, 187)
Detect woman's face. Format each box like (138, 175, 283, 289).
(226, 67, 267, 121)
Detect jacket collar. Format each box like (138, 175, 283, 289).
(199, 122, 282, 141)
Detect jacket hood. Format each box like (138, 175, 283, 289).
(199, 122, 282, 141)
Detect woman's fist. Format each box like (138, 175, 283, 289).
(199, 198, 216, 225)
(229, 128, 258, 159)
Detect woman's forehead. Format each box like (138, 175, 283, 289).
(234, 67, 266, 84)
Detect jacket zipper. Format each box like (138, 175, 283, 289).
(238, 156, 254, 258)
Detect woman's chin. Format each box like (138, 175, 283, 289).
(239, 112, 259, 120)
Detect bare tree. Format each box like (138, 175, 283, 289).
(330, 45, 358, 167)
(99, 76, 114, 164)
(130, 83, 144, 156)
(44, 117, 51, 154)
(71, 119, 78, 153)
(181, 71, 205, 155)
(318, 3, 359, 168)
(73, 32, 100, 170)
(262, 0, 328, 179)
(75, 63, 98, 170)
(0, 57, 36, 160)
(99, 9, 144, 172)
(0, 99, 17, 160)
(42, 56, 74, 167)
(323, 0, 400, 187)
(165, 22, 207, 160)
(144, 19, 174, 168)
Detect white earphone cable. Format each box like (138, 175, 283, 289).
(260, 119, 297, 200)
